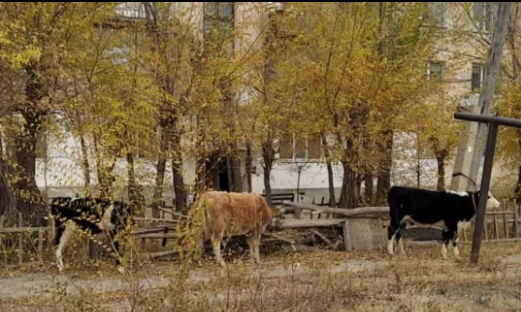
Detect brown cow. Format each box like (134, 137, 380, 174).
(193, 191, 274, 266)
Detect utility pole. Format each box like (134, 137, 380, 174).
(450, 2, 511, 192)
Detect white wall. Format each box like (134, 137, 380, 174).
(250, 161, 344, 194)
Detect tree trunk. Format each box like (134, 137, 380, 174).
(263, 164, 272, 206)
(356, 174, 363, 206)
(171, 126, 187, 213)
(261, 137, 275, 206)
(14, 65, 46, 225)
(376, 130, 393, 205)
(245, 143, 252, 193)
(195, 119, 208, 197)
(196, 157, 207, 192)
(172, 157, 187, 213)
(0, 132, 16, 219)
(226, 155, 233, 192)
(516, 164, 521, 203)
(152, 126, 169, 218)
(296, 167, 302, 202)
(338, 161, 357, 209)
(364, 174, 374, 205)
(436, 151, 447, 191)
(82, 137, 99, 260)
(231, 153, 243, 192)
(80, 135, 91, 194)
(127, 152, 145, 216)
(321, 133, 336, 207)
(429, 137, 448, 192)
(97, 163, 114, 200)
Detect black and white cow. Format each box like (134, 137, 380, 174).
(50, 197, 132, 273)
(387, 186, 500, 260)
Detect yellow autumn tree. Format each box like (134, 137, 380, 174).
(0, 3, 113, 224)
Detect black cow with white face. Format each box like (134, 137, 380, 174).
(50, 197, 132, 273)
(387, 186, 500, 260)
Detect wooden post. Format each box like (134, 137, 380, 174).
(0, 216, 4, 264)
(18, 213, 23, 265)
(494, 214, 499, 240)
(343, 220, 352, 251)
(89, 239, 100, 261)
(503, 201, 509, 239)
(484, 215, 489, 242)
(493, 213, 499, 240)
(294, 208, 302, 219)
(470, 121, 498, 262)
(452, 2, 512, 194)
(38, 229, 44, 264)
(161, 227, 168, 247)
(514, 199, 519, 238)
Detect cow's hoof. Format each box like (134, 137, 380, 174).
(117, 265, 125, 274)
(219, 260, 226, 267)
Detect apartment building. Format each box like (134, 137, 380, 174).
(33, 2, 520, 202)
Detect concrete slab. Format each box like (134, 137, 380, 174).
(345, 218, 387, 251)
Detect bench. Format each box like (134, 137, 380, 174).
(312, 196, 340, 207)
(261, 192, 305, 206)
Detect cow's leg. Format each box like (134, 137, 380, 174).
(247, 234, 256, 262)
(451, 228, 461, 260)
(387, 216, 402, 256)
(108, 230, 125, 274)
(441, 228, 455, 260)
(194, 231, 205, 262)
(211, 231, 225, 267)
(396, 222, 407, 257)
(55, 220, 76, 272)
(251, 232, 262, 265)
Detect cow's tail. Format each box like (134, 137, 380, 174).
(387, 187, 403, 234)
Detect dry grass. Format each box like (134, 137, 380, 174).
(2, 241, 521, 311)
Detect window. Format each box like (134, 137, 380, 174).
(294, 139, 306, 159)
(426, 62, 443, 81)
(279, 136, 293, 159)
(307, 136, 322, 159)
(203, 3, 234, 36)
(278, 135, 322, 160)
(203, 2, 234, 56)
(474, 2, 496, 32)
(417, 142, 436, 160)
(423, 2, 447, 27)
(471, 63, 485, 91)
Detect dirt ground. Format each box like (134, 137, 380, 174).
(2, 241, 521, 311)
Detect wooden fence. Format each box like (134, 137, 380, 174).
(0, 203, 184, 265)
(461, 199, 521, 243)
(2, 199, 521, 265)
(0, 213, 50, 265)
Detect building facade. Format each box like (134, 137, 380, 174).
(30, 2, 520, 203)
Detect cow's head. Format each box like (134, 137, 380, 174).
(470, 190, 501, 210)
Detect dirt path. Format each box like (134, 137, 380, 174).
(0, 260, 389, 300)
